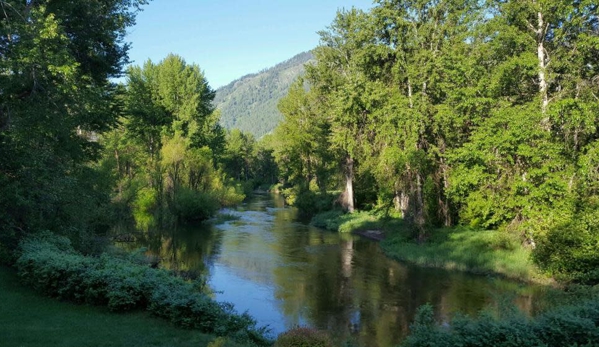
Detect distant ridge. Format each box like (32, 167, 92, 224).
(213, 51, 314, 138)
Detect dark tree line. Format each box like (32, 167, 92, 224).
(0, 0, 148, 252)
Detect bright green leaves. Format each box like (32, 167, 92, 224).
(102, 53, 232, 226)
(274, 0, 599, 268)
(274, 78, 335, 191)
(448, 104, 574, 230)
(125, 54, 220, 151)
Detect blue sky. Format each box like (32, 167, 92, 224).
(125, 0, 374, 88)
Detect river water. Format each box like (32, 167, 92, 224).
(119, 193, 547, 347)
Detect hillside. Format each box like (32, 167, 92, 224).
(214, 51, 314, 138)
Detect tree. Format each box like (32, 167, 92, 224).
(305, 8, 380, 212)
(222, 129, 255, 181)
(125, 54, 223, 153)
(0, 0, 147, 249)
(101, 53, 237, 226)
(274, 78, 335, 193)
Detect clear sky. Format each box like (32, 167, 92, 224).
(125, 0, 374, 88)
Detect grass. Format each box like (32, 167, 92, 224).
(380, 227, 550, 283)
(310, 209, 404, 233)
(311, 209, 550, 283)
(0, 266, 249, 347)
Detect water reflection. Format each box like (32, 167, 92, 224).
(116, 194, 546, 347)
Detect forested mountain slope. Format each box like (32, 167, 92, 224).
(214, 51, 314, 137)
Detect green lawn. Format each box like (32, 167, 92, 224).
(0, 266, 246, 347)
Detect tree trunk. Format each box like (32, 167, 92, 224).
(439, 159, 452, 227)
(414, 173, 426, 241)
(535, 9, 550, 127)
(394, 189, 410, 219)
(345, 155, 355, 213)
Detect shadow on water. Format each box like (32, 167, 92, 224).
(114, 193, 548, 347)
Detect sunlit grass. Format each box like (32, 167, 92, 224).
(381, 227, 550, 283)
(311, 209, 549, 283)
(0, 266, 249, 347)
(311, 209, 405, 233)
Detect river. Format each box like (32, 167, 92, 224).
(117, 193, 547, 347)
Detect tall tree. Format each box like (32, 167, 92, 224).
(306, 8, 380, 212)
(0, 0, 147, 248)
(274, 78, 335, 192)
(126, 54, 223, 152)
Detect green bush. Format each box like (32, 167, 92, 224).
(274, 327, 333, 347)
(401, 297, 599, 347)
(15, 232, 270, 346)
(533, 209, 599, 285)
(487, 231, 520, 251)
(173, 187, 220, 223)
(310, 210, 345, 231)
(214, 184, 246, 207)
(132, 187, 159, 231)
(278, 187, 338, 215)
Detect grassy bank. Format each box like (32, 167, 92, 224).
(311, 210, 405, 234)
(311, 210, 549, 283)
(380, 227, 548, 283)
(0, 266, 249, 347)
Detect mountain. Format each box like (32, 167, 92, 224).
(213, 51, 314, 138)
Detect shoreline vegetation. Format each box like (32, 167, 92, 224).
(2, 0, 598, 345)
(308, 208, 551, 284)
(11, 232, 271, 347)
(0, 266, 252, 347)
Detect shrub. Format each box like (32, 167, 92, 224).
(15, 232, 270, 346)
(282, 189, 337, 216)
(310, 210, 345, 231)
(173, 187, 220, 223)
(401, 297, 599, 347)
(275, 327, 333, 347)
(132, 187, 158, 230)
(533, 209, 599, 285)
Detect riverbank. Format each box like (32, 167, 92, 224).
(310, 210, 550, 283)
(0, 266, 250, 347)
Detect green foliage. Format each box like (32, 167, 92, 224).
(273, 78, 337, 195)
(268, 0, 599, 283)
(337, 211, 384, 234)
(15, 232, 269, 345)
(274, 327, 333, 347)
(310, 210, 346, 231)
(534, 205, 599, 285)
(222, 129, 255, 181)
(219, 130, 278, 192)
(127, 54, 224, 151)
(381, 228, 541, 282)
(132, 187, 159, 231)
(311, 209, 406, 237)
(207, 337, 229, 347)
(0, 266, 255, 347)
(100, 54, 247, 227)
(402, 296, 599, 347)
(0, 0, 147, 247)
(293, 190, 338, 216)
(172, 187, 219, 223)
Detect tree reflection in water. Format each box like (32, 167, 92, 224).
(115, 194, 547, 347)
